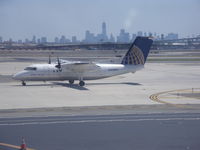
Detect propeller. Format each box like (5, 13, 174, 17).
(55, 57, 61, 69)
(48, 55, 51, 64)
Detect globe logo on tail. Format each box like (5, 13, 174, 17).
(121, 45, 145, 65)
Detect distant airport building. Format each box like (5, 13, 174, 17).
(18, 39, 22, 44)
(165, 33, 178, 40)
(0, 36, 2, 43)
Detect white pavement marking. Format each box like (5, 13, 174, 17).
(1, 118, 200, 126)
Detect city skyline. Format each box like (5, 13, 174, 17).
(0, 22, 197, 44)
(0, 0, 199, 41)
(0, 22, 181, 44)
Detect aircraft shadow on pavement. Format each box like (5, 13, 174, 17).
(13, 82, 89, 90)
(52, 82, 89, 90)
(12, 81, 141, 90)
(13, 83, 53, 87)
(86, 82, 142, 86)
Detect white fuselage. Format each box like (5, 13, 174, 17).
(13, 63, 144, 81)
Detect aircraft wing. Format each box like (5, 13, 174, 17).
(61, 62, 100, 73)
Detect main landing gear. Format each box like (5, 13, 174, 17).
(79, 81, 85, 87)
(22, 81, 26, 86)
(68, 80, 85, 86)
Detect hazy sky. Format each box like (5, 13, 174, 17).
(0, 0, 200, 41)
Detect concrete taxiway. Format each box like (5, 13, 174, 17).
(0, 49, 200, 110)
(0, 62, 200, 109)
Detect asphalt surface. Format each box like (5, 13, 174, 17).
(1, 113, 200, 150)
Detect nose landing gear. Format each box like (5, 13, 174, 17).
(69, 80, 74, 84)
(22, 81, 26, 86)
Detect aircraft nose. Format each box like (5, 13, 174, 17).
(12, 72, 23, 80)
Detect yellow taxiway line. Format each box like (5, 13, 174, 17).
(149, 88, 200, 108)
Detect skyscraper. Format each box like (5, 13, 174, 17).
(109, 34, 115, 42)
(161, 34, 164, 40)
(41, 37, 47, 43)
(99, 22, 108, 42)
(54, 37, 59, 43)
(72, 36, 77, 43)
(148, 32, 153, 37)
(137, 31, 143, 36)
(32, 35, 36, 44)
(84, 30, 96, 43)
(131, 34, 137, 41)
(60, 35, 66, 44)
(37, 38, 41, 44)
(102, 22, 107, 36)
(117, 29, 130, 43)
(0, 36, 2, 43)
(25, 38, 29, 43)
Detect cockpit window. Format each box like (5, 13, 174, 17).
(24, 67, 37, 71)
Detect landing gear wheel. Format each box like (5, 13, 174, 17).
(69, 80, 74, 84)
(79, 81, 85, 87)
(22, 81, 26, 86)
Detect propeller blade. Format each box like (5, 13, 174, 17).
(48, 55, 51, 64)
(56, 57, 61, 68)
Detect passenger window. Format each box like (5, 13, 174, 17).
(24, 67, 37, 71)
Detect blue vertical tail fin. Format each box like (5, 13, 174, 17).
(121, 36, 153, 65)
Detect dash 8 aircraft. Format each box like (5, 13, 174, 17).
(13, 37, 153, 86)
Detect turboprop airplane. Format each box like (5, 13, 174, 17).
(13, 36, 153, 86)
